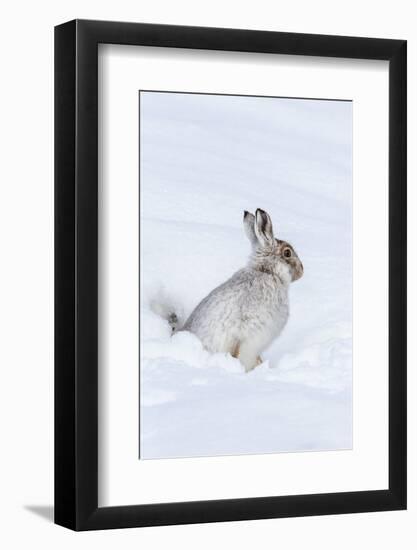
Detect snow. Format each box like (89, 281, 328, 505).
(139, 91, 352, 459)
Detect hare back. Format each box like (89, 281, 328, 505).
(183, 268, 289, 354)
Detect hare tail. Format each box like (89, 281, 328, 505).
(149, 291, 183, 334)
(166, 312, 180, 332)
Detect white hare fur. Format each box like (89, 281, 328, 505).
(182, 209, 303, 372)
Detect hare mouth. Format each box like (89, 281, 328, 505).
(292, 263, 304, 281)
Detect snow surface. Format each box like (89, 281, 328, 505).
(139, 91, 352, 459)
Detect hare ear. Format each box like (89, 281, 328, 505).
(243, 211, 258, 249)
(254, 209, 274, 246)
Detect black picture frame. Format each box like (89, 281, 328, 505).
(55, 19, 407, 531)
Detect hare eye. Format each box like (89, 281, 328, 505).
(283, 248, 292, 258)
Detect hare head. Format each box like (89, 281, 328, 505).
(243, 209, 304, 283)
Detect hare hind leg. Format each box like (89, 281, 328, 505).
(230, 340, 240, 359)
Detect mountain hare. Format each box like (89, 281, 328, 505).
(183, 209, 303, 372)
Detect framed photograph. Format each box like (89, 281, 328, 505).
(55, 20, 406, 530)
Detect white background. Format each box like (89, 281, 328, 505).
(0, 1, 414, 549)
(99, 46, 387, 505)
